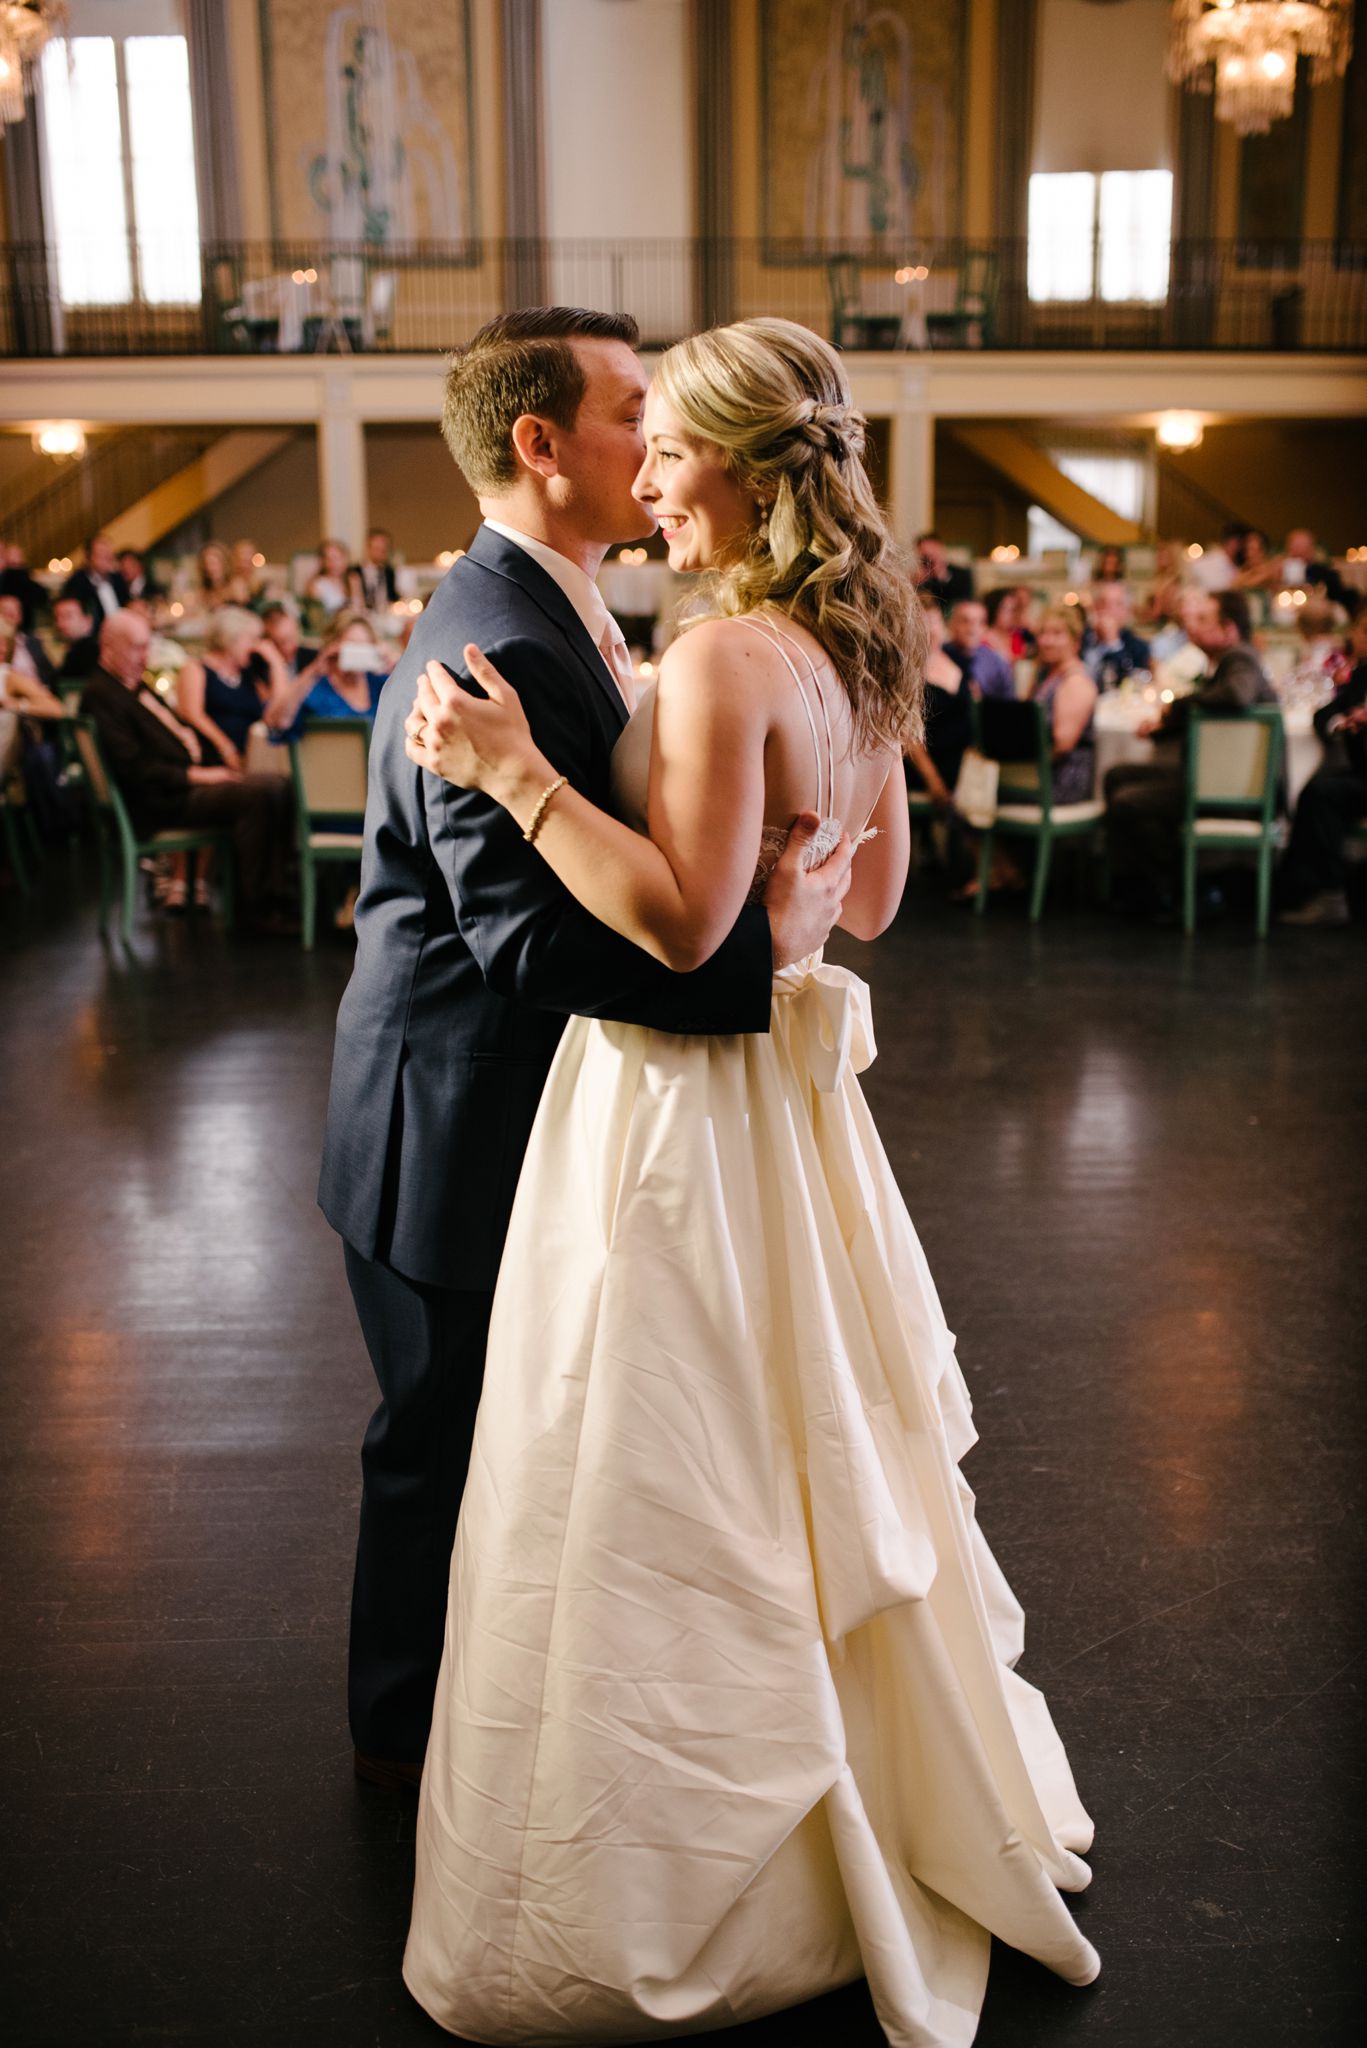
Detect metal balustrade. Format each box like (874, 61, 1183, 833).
(2, 236, 1364, 358)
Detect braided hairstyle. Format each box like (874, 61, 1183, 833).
(652, 317, 925, 750)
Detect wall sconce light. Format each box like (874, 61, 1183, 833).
(1156, 412, 1204, 452)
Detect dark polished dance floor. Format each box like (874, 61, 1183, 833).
(2, 868, 1364, 2048)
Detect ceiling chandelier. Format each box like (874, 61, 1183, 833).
(0, 3, 67, 128)
(1168, 1, 1353, 136)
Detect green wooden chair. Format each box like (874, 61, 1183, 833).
(925, 247, 999, 350)
(73, 718, 236, 943)
(288, 718, 369, 949)
(973, 698, 1104, 921)
(1181, 705, 1284, 939)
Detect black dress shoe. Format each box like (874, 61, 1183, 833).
(354, 1748, 422, 1792)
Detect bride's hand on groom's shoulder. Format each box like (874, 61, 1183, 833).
(404, 647, 550, 810)
(764, 814, 855, 969)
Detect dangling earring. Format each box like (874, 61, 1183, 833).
(757, 506, 771, 546)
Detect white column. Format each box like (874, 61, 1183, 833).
(888, 406, 935, 547)
(317, 374, 368, 555)
(541, 0, 693, 335)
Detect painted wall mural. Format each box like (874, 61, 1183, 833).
(761, 0, 965, 252)
(260, 0, 477, 246)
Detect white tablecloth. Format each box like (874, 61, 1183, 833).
(1092, 696, 1322, 807)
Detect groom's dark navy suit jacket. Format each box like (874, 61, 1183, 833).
(318, 526, 774, 1291)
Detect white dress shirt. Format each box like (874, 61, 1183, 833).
(482, 520, 634, 711)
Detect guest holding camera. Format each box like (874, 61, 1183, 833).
(266, 611, 391, 737)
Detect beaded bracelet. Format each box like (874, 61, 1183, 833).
(523, 775, 568, 845)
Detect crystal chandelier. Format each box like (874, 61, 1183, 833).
(0, 3, 67, 128)
(1169, 1, 1353, 136)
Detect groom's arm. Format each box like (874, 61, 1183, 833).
(418, 636, 774, 1035)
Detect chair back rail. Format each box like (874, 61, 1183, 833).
(1186, 706, 1283, 823)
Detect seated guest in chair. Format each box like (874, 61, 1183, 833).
(80, 610, 295, 931)
(176, 607, 298, 769)
(0, 593, 58, 688)
(0, 613, 74, 840)
(62, 533, 130, 623)
(1028, 607, 1098, 805)
(0, 540, 46, 631)
(914, 531, 974, 614)
(905, 591, 976, 889)
(1081, 583, 1150, 690)
(1281, 527, 1355, 615)
(1277, 610, 1367, 927)
(1104, 589, 1276, 916)
(945, 597, 1015, 701)
(53, 595, 101, 686)
(353, 527, 400, 612)
(117, 549, 165, 610)
(267, 611, 391, 738)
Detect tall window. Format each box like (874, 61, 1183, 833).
(1028, 170, 1173, 304)
(40, 34, 201, 306)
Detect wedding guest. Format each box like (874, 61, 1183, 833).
(1091, 546, 1126, 584)
(306, 539, 363, 621)
(1281, 526, 1354, 614)
(905, 591, 974, 810)
(353, 527, 400, 611)
(915, 531, 974, 614)
(268, 611, 391, 737)
(62, 532, 129, 621)
(251, 602, 313, 683)
(1189, 521, 1247, 593)
(945, 597, 1014, 699)
(984, 587, 1034, 665)
(175, 607, 294, 770)
(117, 549, 165, 608)
(79, 609, 295, 931)
(1104, 589, 1276, 914)
(0, 615, 73, 838)
(0, 540, 45, 630)
(1008, 584, 1039, 658)
(0, 592, 57, 687)
(196, 541, 233, 611)
(227, 539, 268, 609)
(1080, 583, 1150, 689)
(1139, 542, 1189, 634)
(53, 594, 101, 684)
(1278, 611, 1367, 926)
(1288, 598, 1351, 695)
(1234, 528, 1279, 593)
(1028, 608, 1098, 804)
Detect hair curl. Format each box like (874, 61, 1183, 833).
(652, 318, 925, 751)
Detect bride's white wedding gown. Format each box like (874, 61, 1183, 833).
(405, 620, 1099, 2047)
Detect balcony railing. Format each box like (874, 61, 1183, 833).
(3, 237, 1365, 359)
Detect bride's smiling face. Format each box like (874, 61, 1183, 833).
(632, 389, 756, 574)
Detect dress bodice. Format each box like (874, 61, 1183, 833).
(609, 614, 860, 904)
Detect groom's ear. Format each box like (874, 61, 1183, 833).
(510, 412, 560, 481)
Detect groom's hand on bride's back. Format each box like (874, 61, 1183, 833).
(764, 813, 854, 969)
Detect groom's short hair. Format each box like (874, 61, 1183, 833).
(442, 306, 641, 492)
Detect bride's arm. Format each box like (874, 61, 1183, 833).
(407, 622, 771, 973)
(837, 763, 910, 939)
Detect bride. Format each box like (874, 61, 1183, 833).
(400, 317, 1099, 2048)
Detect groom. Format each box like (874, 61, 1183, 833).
(319, 307, 855, 1787)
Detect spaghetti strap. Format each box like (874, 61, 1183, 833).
(731, 614, 828, 815)
(764, 615, 838, 817)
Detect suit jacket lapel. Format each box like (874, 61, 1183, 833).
(465, 526, 628, 734)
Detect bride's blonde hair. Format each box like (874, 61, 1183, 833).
(653, 317, 925, 749)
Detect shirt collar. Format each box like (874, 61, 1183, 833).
(482, 519, 610, 647)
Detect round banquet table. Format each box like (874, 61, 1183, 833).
(1092, 695, 1322, 808)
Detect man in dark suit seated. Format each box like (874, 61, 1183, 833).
(1104, 589, 1277, 915)
(353, 527, 400, 612)
(80, 610, 295, 928)
(62, 532, 130, 623)
(53, 595, 101, 685)
(1081, 584, 1151, 690)
(116, 548, 166, 608)
(0, 540, 46, 631)
(1277, 615, 1367, 926)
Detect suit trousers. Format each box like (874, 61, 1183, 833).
(343, 1240, 492, 1762)
(1104, 761, 1185, 889)
(1278, 767, 1367, 902)
(181, 774, 293, 911)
